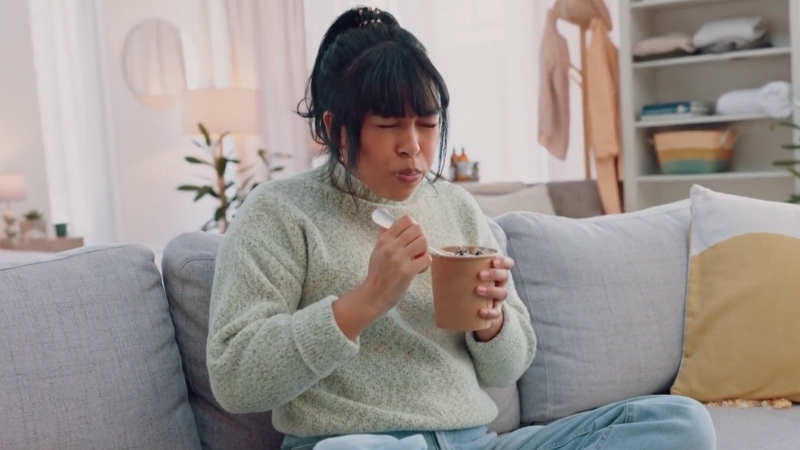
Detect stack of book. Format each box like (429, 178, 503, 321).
(639, 101, 711, 122)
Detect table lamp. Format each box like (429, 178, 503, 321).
(180, 88, 258, 138)
(0, 173, 27, 240)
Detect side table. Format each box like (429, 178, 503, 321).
(0, 237, 84, 253)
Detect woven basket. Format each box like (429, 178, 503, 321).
(653, 128, 737, 174)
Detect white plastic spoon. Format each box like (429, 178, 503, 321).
(371, 207, 451, 257)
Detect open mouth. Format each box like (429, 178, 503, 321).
(395, 169, 423, 184)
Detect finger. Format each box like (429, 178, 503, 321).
(476, 284, 508, 301)
(478, 268, 509, 285)
(478, 306, 503, 321)
(386, 215, 417, 238)
(492, 256, 514, 270)
(413, 253, 433, 274)
(396, 223, 426, 249)
(404, 233, 429, 259)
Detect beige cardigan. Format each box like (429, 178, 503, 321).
(538, 9, 571, 161)
(587, 17, 623, 214)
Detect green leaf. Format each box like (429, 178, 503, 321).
(177, 185, 203, 192)
(215, 206, 226, 222)
(185, 156, 211, 165)
(198, 123, 212, 146)
(789, 195, 800, 204)
(788, 167, 800, 179)
(227, 158, 241, 164)
(272, 166, 284, 172)
(225, 181, 235, 190)
(192, 140, 205, 149)
(780, 143, 800, 150)
(773, 160, 800, 167)
(207, 189, 219, 199)
(194, 188, 209, 201)
(215, 157, 228, 177)
(770, 120, 800, 131)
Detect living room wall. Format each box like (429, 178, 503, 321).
(0, 0, 50, 221)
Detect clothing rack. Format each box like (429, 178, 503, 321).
(552, 0, 611, 180)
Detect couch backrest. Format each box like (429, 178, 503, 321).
(161, 232, 284, 450)
(0, 245, 200, 450)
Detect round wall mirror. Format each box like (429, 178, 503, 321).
(121, 20, 195, 111)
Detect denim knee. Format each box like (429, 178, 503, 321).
(663, 396, 716, 450)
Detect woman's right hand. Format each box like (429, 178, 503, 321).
(362, 214, 432, 315)
(333, 215, 431, 341)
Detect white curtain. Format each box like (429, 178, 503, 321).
(28, 0, 122, 245)
(202, 0, 313, 179)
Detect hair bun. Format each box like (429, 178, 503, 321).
(356, 6, 383, 26)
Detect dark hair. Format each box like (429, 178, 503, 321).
(297, 6, 450, 194)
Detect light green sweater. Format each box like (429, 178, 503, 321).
(207, 163, 536, 437)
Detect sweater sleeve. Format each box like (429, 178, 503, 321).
(455, 189, 537, 388)
(206, 186, 359, 414)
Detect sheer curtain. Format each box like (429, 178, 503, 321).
(28, 0, 122, 244)
(202, 0, 314, 179)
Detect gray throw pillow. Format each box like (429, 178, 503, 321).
(0, 246, 200, 449)
(495, 201, 691, 424)
(162, 232, 284, 450)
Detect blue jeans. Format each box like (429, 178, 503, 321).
(281, 395, 716, 450)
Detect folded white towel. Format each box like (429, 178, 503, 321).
(716, 88, 762, 116)
(693, 16, 764, 48)
(314, 434, 428, 450)
(759, 81, 793, 118)
(716, 81, 794, 118)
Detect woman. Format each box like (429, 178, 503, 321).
(207, 6, 716, 450)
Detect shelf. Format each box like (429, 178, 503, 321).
(635, 112, 771, 128)
(630, 0, 735, 11)
(633, 47, 791, 69)
(638, 171, 792, 182)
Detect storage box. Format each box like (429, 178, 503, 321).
(653, 128, 736, 174)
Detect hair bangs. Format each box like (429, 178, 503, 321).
(353, 43, 448, 119)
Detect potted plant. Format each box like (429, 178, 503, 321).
(177, 123, 292, 233)
(20, 210, 47, 238)
(771, 120, 800, 204)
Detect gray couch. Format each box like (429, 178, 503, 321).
(2, 191, 798, 449)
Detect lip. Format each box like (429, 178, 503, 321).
(394, 169, 423, 184)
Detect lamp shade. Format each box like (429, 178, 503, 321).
(180, 88, 258, 136)
(0, 173, 26, 202)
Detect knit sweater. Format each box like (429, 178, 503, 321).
(207, 162, 537, 438)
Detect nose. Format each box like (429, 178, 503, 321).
(397, 125, 421, 157)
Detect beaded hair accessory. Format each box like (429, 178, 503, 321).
(358, 6, 382, 26)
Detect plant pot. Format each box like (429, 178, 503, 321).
(20, 219, 47, 238)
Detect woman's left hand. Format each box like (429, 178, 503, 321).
(474, 256, 514, 341)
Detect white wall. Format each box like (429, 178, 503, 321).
(0, 0, 49, 220)
(101, 0, 220, 251)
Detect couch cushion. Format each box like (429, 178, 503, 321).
(0, 245, 200, 450)
(495, 201, 692, 424)
(162, 232, 283, 450)
(546, 179, 604, 218)
(708, 406, 800, 450)
(472, 185, 557, 218)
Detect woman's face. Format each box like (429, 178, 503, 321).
(329, 109, 440, 201)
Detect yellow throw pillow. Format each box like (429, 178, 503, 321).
(671, 185, 800, 403)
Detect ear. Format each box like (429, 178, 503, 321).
(323, 111, 333, 136)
